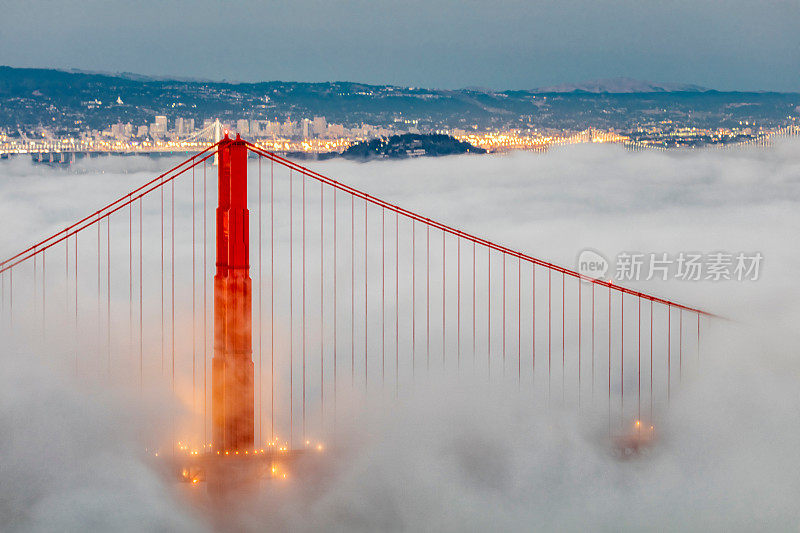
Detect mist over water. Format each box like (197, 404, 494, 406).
(1, 142, 799, 531)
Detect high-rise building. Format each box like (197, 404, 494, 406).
(236, 119, 250, 135)
(150, 115, 168, 138)
(266, 121, 280, 136)
(313, 116, 327, 136)
(327, 123, 345, 137)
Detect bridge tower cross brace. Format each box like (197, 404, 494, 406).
(212, 134, 254, 453)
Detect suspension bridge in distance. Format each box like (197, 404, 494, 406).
(0, 134, 714, 490)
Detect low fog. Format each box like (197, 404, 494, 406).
(1, 141, 799, 531)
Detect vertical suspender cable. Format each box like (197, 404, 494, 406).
(395, 213, 399, 395)
(638, 297, 641, 423)
(203, 160, 208, 445)
(591, 284, 595, 399)
(517, 258, 521, 385)
(42, 250, 46, 342)
(457, 238, 461, 372)
(139, 198, 143, 395)
(97, 225, 100, 371)
(667, 304, 671, 402)
(532, 264, 536, 386)
(302, 174, 306, 443)
(412, 222, 416, 378)
(65, 233, 68, 359)
(129, 199, 133, 363)
(289, 170, 294, 447)
(258, 159, 262, 447)
(697, 313, 700, 364)
(679, 309, 683, 381)
(161, 179, 164, 375)
(650, 300, 654, 421)
(578, 278, 582, 406)
(270, 159, 275, 441)
(381, 208, 386, 385)
(320, 182, 324, 427)
(351, 196, 354, 387)
(502, 254, 506, 376)
(193, 162, 197, 435)
(332, 187, 336, 415)
(74, 238, 78, 373)
(107, 218, 110, 376)
(547, 269, 551, 399)
(364, 201, 368, 390)
(171, 178, 175, 455)
(488, 249, 491, 378)
(33, 253, 37, 345)
(608, 286, 611, 434)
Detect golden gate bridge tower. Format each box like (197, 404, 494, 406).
(212, 135, 254, 456)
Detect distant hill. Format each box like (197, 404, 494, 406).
(342, 134, 485, 160)
(0, 66, 797, 135)
(535, 77, 710, 93)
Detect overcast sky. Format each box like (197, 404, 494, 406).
(1, 0, 798, 91)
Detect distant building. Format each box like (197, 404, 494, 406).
(150, 115, 168, 138)
(326, 123, 345, 137)
(175, 117, 194, 136)
(236, 119, 250, 135)
(313, 116, 327, 136)
(266, 121, 280, 136)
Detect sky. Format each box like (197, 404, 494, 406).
(1, 140, 800, 530)
(1, 0, 798, 91)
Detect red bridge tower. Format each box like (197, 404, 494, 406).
(212, 134, 254, 454)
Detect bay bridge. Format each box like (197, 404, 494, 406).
(0, 134, 715, 489)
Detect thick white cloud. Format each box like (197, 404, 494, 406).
(1, 140, 799, 531)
